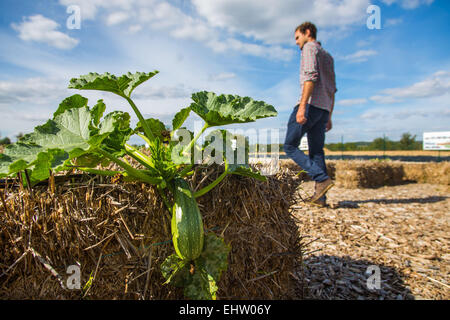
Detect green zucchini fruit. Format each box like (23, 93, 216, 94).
(171, 178, 204, 260)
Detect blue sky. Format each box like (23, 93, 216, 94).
(0, 0, 449, 145)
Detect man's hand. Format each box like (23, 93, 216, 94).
(296, 105, 307, 125)
(325, 118, 332, 132)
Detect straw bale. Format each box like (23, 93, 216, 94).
(333, 161, 405, 189)
(402, 162, 450, 185)
(0, 165, 304, 300)
(281, 159, 449, 188)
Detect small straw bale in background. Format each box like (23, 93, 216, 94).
(334, 161, 404, 188)
(281, 159, 449, 188)
(402, 162, 450, 185)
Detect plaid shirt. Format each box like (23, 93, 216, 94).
(300, 41, 337, 112)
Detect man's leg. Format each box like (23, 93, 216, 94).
(284, 105, 329, 182)
(307, 108, 330, 202)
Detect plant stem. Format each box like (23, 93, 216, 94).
(137, 133, 152, 147)
(194, 160, 228, 198)
(96, 148, 160, 185)
(77, 168, 124, 176)
(125, 97, 156, 143)
(181, 123, 208, 157)
(125, 144, 154, 169)
(178, 164, 194, 178)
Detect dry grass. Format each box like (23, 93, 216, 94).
(0, 164, 304, 300)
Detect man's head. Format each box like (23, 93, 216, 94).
(295, 22, 317, 50)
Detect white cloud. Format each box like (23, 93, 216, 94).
(128, 25, 142, 34)
(369, 95, 402, 104)
(58, 0, 138, 20)
(381, 0, 434, 10)
(359, 109, 385, 120)
(370, 70, 450, 103)
(133, 1, 296, 61)
(0, 77, 70, 105)
(132, 84, 194, 100)
(192, 0, 370, 45)
(106, 11, 130, 26)
(384, 18, 403, 27)
(338, 49, 378, 63)
(339, 102, 447, 142)
(329, 71, 449, 142)
(337, 98, 368, 106)
(207, 38, 294, 61)
(208, 72, 237, 82)
(11, 15, 79, 49)
(56, 0, 370, 60)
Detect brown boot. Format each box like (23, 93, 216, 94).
(310, 178, 334, 203)
(304, 194, 327, 208)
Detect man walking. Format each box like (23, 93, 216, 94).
(284, 22, 337, 207)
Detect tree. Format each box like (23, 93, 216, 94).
(0, 132, 12, 145)
(0, 137, 11, 145)
(399, 132, 417, 150)
(369, 137, 386, 150)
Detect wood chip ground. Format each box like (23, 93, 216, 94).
(291, 181, 449, 300)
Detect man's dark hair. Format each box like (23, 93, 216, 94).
(295, 22, 317, 39)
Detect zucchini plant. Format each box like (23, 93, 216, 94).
(0, 71, 277, 299)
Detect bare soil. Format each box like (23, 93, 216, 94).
(291, 181, 449, 300)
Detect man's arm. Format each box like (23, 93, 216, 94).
(328, 56, 337, 127)
(297, 81, 314, 124)
(325, 93, 334, 132)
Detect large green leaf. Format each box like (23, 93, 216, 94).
(172, 107, 191, 132)
(135, 118, 167, 142)
(0, 143, 43, 178)
(30, 149, 69, 184)
(184, 269, 218, 300)
(99, 111, 133, 157)
(1, 108, 96, 179)
(73, 153, 110, 168)
(68, 71, 159, 98)
(22, 107, 97, 152)
(91, 99, 106, 126)
(53, 94, 89, 118)
(0, 107, 129, 183)
(161, 254, 191, 288)
(190, 91, 277, 127)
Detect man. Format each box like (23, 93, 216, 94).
(284, 22, 337, 207)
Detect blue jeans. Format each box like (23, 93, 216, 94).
(284, 104, 330, 201)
